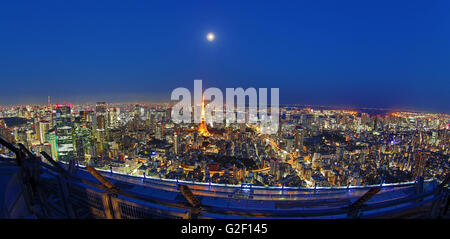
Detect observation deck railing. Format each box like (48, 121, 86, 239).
(0, 137, 449, 219)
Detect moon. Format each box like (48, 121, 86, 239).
(206, 32, 215, 42)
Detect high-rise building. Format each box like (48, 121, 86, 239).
(38, 120, 50, 144)
(46, 130, 58, 161)
(95, 102, 108, 136)
(74, 136, 85, 159)
(155, 123, 163, 140)
(95, 102, 107, 116)
(294, 129, 304, 153)
(54, 105, 74, 161)
(73, 125, 91, 161)
(108, 107, 120, 129)
(174, 132, 181, 154)
(79, 110, 89, 124)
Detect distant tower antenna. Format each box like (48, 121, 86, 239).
(48, 96, 51, 105)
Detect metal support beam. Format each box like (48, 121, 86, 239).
(41, 151, 68, 176)
(86, 166, 115, 190)
(85, 166, 119, 219)
(178, 185, 202, 219)
(0, 136, 24, 166)
(346, 187, 381, 218)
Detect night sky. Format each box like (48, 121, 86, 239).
(0, 0, 449, 113)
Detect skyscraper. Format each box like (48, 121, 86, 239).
(174, 132, 181, 155)
(294, 129, 304, 153)
(38, 120, 50, 144)
(46, 130, 58, 161)
(54, 105, 74, 161)
(108, 107, 120, 129)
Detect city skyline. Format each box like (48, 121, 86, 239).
(2, 97, 449, 115)
(0, 1, 449, 220)
(1, 101, 448, 186)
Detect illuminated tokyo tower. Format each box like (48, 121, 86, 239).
(198, 94, 210, 136)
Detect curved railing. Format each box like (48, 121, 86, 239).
(76, 162, 435, 192)
(0, 137, 449, 219)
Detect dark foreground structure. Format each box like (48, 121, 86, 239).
(0, 137, 449, 219)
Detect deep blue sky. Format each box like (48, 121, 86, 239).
(0, 0, 449, 112)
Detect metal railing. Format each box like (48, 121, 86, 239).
(0, 136, 449, 219)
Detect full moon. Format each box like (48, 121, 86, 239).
(206, 32, 215, 42)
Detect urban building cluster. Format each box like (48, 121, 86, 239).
(0, 101, 448, 187)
